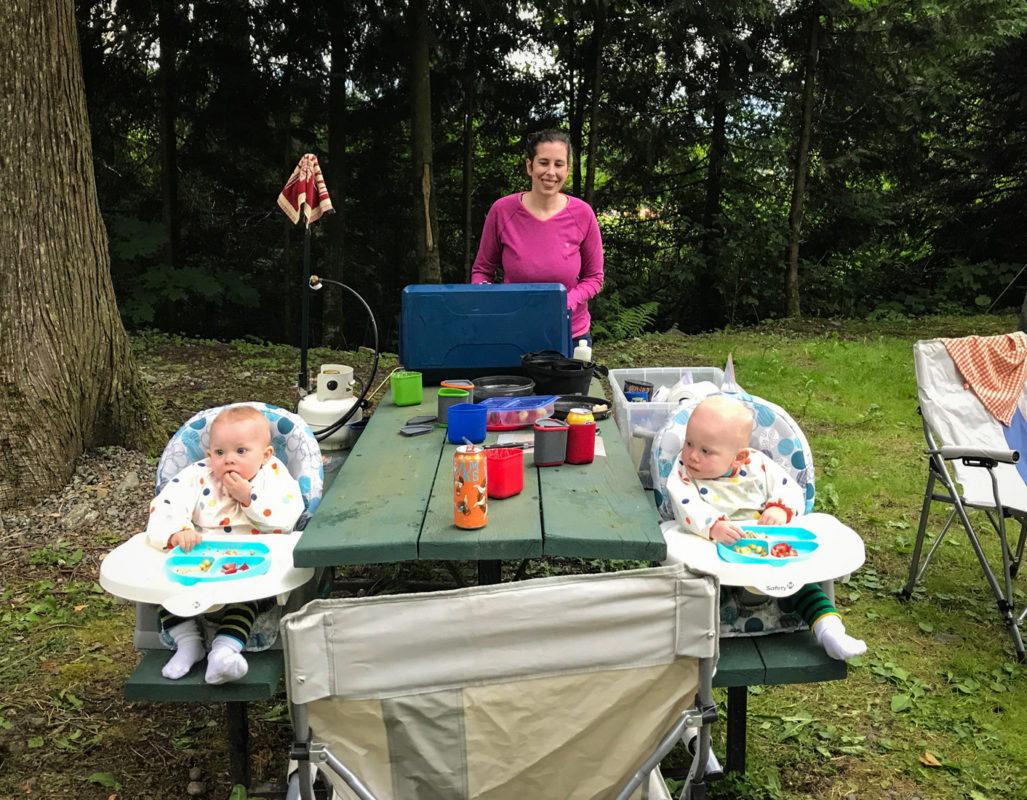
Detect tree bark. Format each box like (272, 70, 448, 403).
(157, 0, 180, 271)
(0, 0, 163, 507)
(322, 1, 349, 347)
(583, 0, 607, 209)
(409, 0, 441, 284)
(695, 43, 731, 331)
(785, 0, 821, 318)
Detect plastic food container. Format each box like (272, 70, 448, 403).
(480, 395, 557, 430)
(716, 526, 818, 566)
(165, 541, 271, 585)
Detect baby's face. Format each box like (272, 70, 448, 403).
(206, 417, 273, 483)
(681, 407, 746, 480)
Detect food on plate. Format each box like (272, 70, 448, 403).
(770, 542, 799, 558)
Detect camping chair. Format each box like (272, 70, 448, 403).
(280, 563, 720, 800)
(901, 335, 1027, 662)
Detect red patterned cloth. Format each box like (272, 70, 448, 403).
(277, 154, 333, 225)
(942, 332, 1027, 426)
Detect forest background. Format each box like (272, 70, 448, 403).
(79, 0, 1027, 351)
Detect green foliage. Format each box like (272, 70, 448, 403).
(589, 296, 659, 342)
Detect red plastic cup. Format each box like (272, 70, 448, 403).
(565, 420, 596, 464)
(485, 448, 524, 498)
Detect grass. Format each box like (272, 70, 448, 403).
(598, 315, 1026, 800)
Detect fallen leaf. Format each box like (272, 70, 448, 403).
(920, 750, 942, 767)
(74, 605, 87, 612)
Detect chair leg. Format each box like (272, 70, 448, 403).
(903, 469, 941, 598)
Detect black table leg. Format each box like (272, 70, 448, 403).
(226, 701, 250, 787)
(725, 686, 747, 774)
(477, 560, 502, 584)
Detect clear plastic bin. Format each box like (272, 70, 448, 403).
(609, 367, 725, 487)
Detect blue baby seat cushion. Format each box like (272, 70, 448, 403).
(651, 389, 818, 636)
(154, 402, 324, 650)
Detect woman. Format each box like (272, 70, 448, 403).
(471, 129, 604, 349)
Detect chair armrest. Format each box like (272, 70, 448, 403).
(931, 447, 1019, 464)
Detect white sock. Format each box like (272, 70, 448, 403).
(162, 620, 205, 679)
(814, 614, 866, 661)
(205, 635, 248, 685)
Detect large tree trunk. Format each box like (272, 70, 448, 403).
(409, 0, 441, 284)
(0, 0, 163, 507)
(785, 0, 821, 318)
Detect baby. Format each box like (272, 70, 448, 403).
(665, 395, 865, 661)
(146, 405, 302, 684)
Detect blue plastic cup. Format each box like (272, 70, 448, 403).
(447, 403, 487, 444)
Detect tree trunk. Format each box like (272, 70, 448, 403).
(0, 0, 163, 507)
(322, 2, 349, 347)
(695, 44, 731, 331)
(409, 0, 441, 284)
(157, 0, 180, 271)
(785, 0, 821, 319)
(583, 0, 606, 209)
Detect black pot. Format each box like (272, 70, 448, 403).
(521, 351, 601, 396)
(471, 375, 535, 401)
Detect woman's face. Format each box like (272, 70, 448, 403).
(526, 141, 569, 196)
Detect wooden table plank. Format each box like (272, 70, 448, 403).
(541, 414, 666, 561)
(419, 434, 543, 561)
(293, 389, 442, 567)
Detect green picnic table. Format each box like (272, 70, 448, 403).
(293, 382, 667, 581)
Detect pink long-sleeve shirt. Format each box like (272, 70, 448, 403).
(471, 193, 604, 338)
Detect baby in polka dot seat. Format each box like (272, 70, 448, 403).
(665, 395, 865, 661)
(145, 405, 303, 684)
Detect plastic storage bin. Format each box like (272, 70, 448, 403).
(609, 366, 725, 487)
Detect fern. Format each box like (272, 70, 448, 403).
(591, 300, 659, 341)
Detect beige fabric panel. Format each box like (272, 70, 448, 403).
(462, 660, 698, 800)
(282, 564, 717, 706)
(305, 660, 697, 800)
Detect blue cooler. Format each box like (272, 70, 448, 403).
(399, 284, 571, 381)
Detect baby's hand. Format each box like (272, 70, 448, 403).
(709, 519, 745, 545)
(169, 528, 203, 552)
(221, 471, 254, 505)
(758, 506, 789, 525)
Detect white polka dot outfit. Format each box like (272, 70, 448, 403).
(145, 458, 302, 550)
(666, 448, 805, 539)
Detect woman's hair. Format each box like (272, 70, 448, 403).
(525, 129, 572, 162)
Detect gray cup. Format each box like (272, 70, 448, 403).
(533, 417, 569, 466)
(437, 387, 470, 427)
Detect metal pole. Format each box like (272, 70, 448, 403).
(299, 223, 311, 390)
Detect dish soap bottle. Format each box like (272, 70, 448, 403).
(572, 339, 592, 363)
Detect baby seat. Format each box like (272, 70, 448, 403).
(901, 335, 1027, 662)
(135, 401, 325, 652)
(281, 563, 720, 800)
(649, 390, 820, 636)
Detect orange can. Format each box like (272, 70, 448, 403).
(454, 445, 488, 528)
